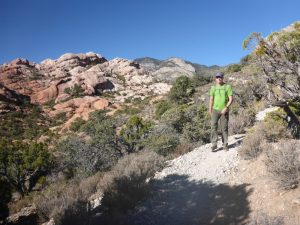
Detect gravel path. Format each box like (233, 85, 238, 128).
(127, 134, 252, 225)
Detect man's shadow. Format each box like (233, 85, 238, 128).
(127, 174, 253, 225)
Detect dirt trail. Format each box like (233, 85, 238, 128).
(127, 134, 251, 225)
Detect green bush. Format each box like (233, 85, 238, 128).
(264, 109, 292, 142)
(240, 54, 252, 66)
(227, 64, 242, 73)
(0, 105, 49, 140)
(145, 134, 179, 157)
(181, 104, 210, 143)
(0, 139, 52, 196)
(168, 76, 195, 104)
(192, 74, 211, 86)
(120, 115, 152, 153)
(64, 84, 84, 98)
(161, 105, 187, 132)
(155, 100, 172, 118)
(69, 117, 86, 132)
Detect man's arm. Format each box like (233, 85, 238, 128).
(226, 96, 233, 108)
(209, 96, 214, 115)
(221, 95, 233, 114)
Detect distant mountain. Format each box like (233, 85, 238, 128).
(135, 57, 222, 83)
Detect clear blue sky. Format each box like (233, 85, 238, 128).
(1, 0, 299, 66)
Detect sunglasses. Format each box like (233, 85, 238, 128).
(216, 77, 223, 79)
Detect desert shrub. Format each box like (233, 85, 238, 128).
(192, 74, 211, 86)
(229, 107, 256, 135)
(57, 135, 119, 176)
(69, 117, 86, 132)
(35, 173, 103, 225)
(99, 151, 164, 212)
(161, 105, 187, 132)
(240, 54, 252, 66)
(80, 110, 123, 154)
(0, 105, 49, 140)
(35, 180, 88, 225)
(143, 124, 180, 156)
(120, 115, 152, 153)
(264, 140, 300, 189)
(50, 112, 67, 126)
(64, 84, 84, 98)
(243, 24, 300, 101)
(114, 105, 140, 116)
(155, 100, 172, 118)
(0, 139, 52, 196)
(263, 110, 292, 142)
(239, 125, 265, 159)
(288, 100, 300, 118)
(168, 76, 195, 104)
(181, 104, 210, 143)
(227, 64, 242, 73)
(171, 142, 197, 158)
(234, 78, 266, 106)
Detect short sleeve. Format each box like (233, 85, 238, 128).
(227, 85, 233, 96)
(209, 86, 214, 96)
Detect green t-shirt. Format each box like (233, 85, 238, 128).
(210, 84, 233, 111)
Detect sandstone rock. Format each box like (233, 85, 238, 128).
(50, 96, 110, 130)
(41, 218, 55, 225)
(292, 196, 300, 206)
(89, 192, 104, 210)
(31, 83, 58, 104)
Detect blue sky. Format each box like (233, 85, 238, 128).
(1, 0, 299, 66)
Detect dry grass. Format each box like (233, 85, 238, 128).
(34, 172, 103, 225)
(264, 140, 300, 190)
(171, 142, 197, 158)
(229, 107, 256, 135)
(99, 150, 164, 212)
(239, 124, 266, 159)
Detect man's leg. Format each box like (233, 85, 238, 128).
(220, 112, 229, 150)
(211, 110, 220, 151)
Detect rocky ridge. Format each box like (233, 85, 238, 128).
(135, 57, 220, 83)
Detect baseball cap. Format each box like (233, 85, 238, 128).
(215, 72, 224, 78)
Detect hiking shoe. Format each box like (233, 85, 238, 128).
(211, 145, 217, 152)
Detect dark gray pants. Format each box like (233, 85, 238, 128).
(211, 109, 229, 148)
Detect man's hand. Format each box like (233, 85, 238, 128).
(221, 107, 228, 115)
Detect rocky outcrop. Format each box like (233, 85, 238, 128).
(48, 96, 110, 130)
(6, 205, 38, 225)
(38, 52, 107, 78)
(136, 57, 219, 83)
(0, 52, 172, 105)
(152, 58, 195, 83)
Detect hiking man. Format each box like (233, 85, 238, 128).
(209, 72, 233, 152)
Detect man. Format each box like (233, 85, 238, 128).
(209, 72, 233, 152)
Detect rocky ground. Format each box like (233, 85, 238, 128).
(127, 123, 300, 225)
(127, 134, 248, 225)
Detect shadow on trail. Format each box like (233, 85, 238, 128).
(127, 174, 253, 225)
